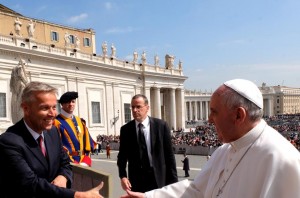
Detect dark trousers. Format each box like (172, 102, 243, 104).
(184, 169, 189, 177)
(131, 167, 158, 193)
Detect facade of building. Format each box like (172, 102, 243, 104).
(260, 83, 300, 116)
(185, 83, 300, 122)
(0, 5, 187, 138)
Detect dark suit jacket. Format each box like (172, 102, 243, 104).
(117, 117, 178, 190)
(182, 156, 190, 171)
(0, 119, 75, 198)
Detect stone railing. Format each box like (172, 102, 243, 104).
(0, 34, 184, 77)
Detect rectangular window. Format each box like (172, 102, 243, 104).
(124, 103, 131, 123)
(0, 93, 6, 117)
(51, 31, 59, 41)
(84, 38, 90, 46)
(69, 35, 75, 44)
(92, 101, 101, 123)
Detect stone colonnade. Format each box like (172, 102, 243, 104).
(185, 100, 210, 121)
(147, 87, 185, 131)
(263, 97, 274, 116)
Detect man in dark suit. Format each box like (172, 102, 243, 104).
(181, 153, 190, 177)
(117, 94, 178, 193)
(0, 81, 103, 198)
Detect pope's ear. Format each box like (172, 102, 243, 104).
(235, 107, 246, 123)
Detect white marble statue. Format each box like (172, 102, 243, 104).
(178, 60, 183, 70)
(102, 41, 108, 56)
(10, 59, 29, 124)
(133, 51, 138, 63)
(154, 54, 159, 66)
(27, 20, 36, 38)
(64, 32, 71, 47)
(141, 51, 146, 64)
(165, 54, 175, 69)
(111, 43, 116, 57)
(75, 35, 80, 49)
(14, 17, 22, 36)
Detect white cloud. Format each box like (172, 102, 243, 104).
(104, 2, 113, 10)
(67, 13, 88, 24)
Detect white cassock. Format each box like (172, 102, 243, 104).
(145, 119, 300, 198)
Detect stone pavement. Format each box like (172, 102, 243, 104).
(91, 151, 209, 198)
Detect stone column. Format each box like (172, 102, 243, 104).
(176, 88, 185, 131)
(195, 101, 198, 121)
(199, 101, 203, 120)
(144, 86, 151, 116)
(189, 101, 192, 121)
(153, 87, 161, 119)
(205, 101, 209, 120)
(268, 98, 272, 116)
(169, 88, 176, 130)
(112, 83, 120, 135)
(105, 82, 114, 135)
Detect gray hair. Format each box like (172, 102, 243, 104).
(221, 86, 263, 121)
(131, 94, 149, 105)
(22, 81, 58, 103)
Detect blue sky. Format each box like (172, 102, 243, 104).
(2, 0, 300, 91)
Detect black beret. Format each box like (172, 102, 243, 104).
(59, 91, 78, 104)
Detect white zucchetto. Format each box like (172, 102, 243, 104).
(224, 79, 263, 109)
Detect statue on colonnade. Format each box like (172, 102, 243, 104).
(10, 59, 29, 124)
(165, 54, 175, 69)
(27, 20, 36, 39)
(14, 17, 22, 36)
(141, 51, 146, 64)
(102, 41, 108, 57)
(178, 60, 183, 70)
(111, 43, 116, 57)
(133, 51, 138, 63)
(154, 54, 159, 66)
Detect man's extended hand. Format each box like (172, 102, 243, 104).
(121, 177, 132, 191)
(74, 181, 104, 198)
(120, 189, 145, 198)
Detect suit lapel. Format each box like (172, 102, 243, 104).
(44, 130, 53, 165)
(18, 121, 49, 169)
(130, 120, 139, 144)
(149, 117, 157, 154)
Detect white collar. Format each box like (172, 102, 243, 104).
(23, 120, 44, 141)
(60, 109, 73, 118)
(230, 119, 266, 151)
(135, 116, 150, 128)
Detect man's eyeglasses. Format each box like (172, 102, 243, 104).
(130, 105, 147, 110)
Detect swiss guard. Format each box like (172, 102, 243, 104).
(54, 91, 95, 166)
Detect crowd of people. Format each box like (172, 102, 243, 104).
(97, 114, 300, 151)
